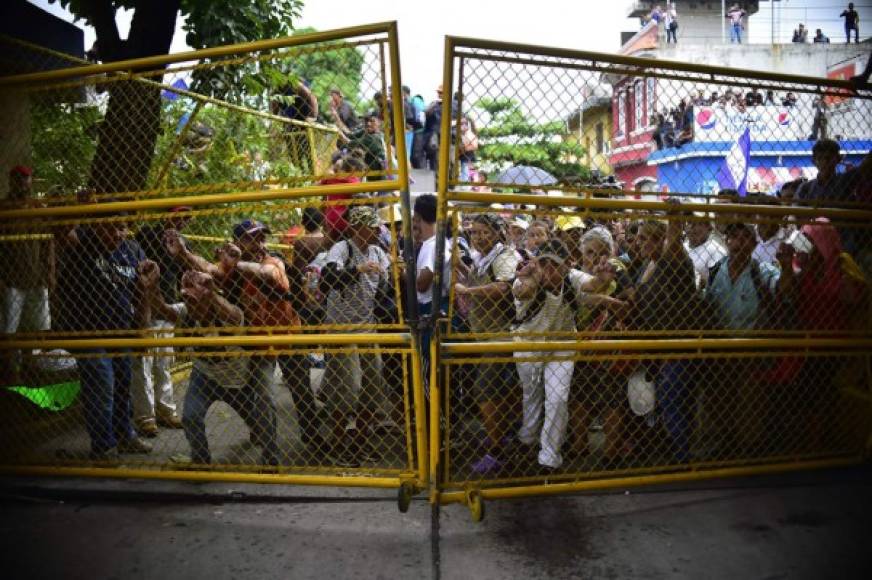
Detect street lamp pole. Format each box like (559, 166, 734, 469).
(722, 0, 726, 44)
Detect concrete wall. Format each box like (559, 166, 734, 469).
(671, 5, 746, 44)
(656, 42, 869, 77)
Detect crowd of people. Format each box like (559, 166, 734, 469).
(269, 77, 474, 184)
(2, 132, 869, 473)
(652, 86, 835, 151)
(642, 3, 862, 45)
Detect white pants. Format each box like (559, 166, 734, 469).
(3, 286, 50, 334)
(516, 351, 574, 468)
(131, 320, 176, 420)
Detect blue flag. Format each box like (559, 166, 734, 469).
(715, 127, 751, 196)
(161, 78, 188, 101)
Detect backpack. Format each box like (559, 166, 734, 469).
(319, 240, 396, 323)
(514, 274, 581, 327)
(403, 97, 417, 130)
(410, 95, 426, 130)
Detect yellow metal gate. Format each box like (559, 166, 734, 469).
(430, 36, 872, 520)
(0, 23, 427, 509)
(2, 24, 872, 523)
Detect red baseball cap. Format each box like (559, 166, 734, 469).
(10, 165, 32, 177)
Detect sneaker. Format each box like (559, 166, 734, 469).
(156, 412, 183, 429)
(87, 448, 121, 463)
(359, 447, 382, 465)
(372, 417, 401, 431)
(327, 449, 360, 468)
(118, 436, 153, 454)
(169, 453, 211, 470)
(534, 462, 561, 476)
(169, 453, 193, 464)
(136, 418, 159, 438)
(471, 453, 503, 475)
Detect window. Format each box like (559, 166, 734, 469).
(595, 122, 604, 154)
(616, 91, 626, 138)
(634, 80, 644, 131)
(647, 77, 657, 126)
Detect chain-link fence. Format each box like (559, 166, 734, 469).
(0, 24, 427, 499)
(1, 26, 407, 202)
(431, 37, 872, 520)
(3, 24, 872, 522)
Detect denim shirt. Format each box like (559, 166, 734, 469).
(706, 257, 780, 331)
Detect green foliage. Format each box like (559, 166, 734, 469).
(474, 97, 591, 183)
(289, 27, 367, 117)
(181, 0, 305, 103)
(47, 0, 307, 194)
(31, 100, 102, 196)
(52, 0, 303, 49)
(148, 99, 304, 238)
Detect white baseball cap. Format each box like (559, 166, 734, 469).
(627, 368, 656, 416)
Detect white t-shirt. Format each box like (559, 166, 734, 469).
(512, 269, 590, 335)
(685, 237, 727, 288)
(416, 235, 450, 305)
(168, 303, 248, 389)
(753, 228, 800, 266)
(324, 239, 391, 325)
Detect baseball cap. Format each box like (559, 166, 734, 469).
(472, 213, 504, 231)
(627, 367, 656, 416)
(509, 218, 529, 231)
(232, 219, 271, 239)
(347, 206, 381, 228)
(554, 214, 585, 232)
(537, 239, 570, 266)
(9, 165, 32, 177)
(377, 203, 403, 224)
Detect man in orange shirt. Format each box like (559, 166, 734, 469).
(167, 219, 302, 466)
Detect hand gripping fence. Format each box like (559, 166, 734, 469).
(429, 36, 872, 521)
(1, 25, 872, 523)
(0, 23, 427, 509)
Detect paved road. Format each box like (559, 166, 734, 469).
(1, 465, 870, 580)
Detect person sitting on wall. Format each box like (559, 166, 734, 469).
(792, 23, 809, 43)
(813, 29, 830, 43)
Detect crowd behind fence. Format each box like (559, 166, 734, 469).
(0, 26, 871, 517)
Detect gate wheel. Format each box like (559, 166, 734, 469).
(398, 481, 415, 513)
(466, 489, 485, 523)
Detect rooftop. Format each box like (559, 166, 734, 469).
(627, 1, 760, 19)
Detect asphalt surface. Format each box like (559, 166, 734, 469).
(2, 465, 871, 580)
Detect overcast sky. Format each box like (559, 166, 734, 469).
(30, 0, 871, 97)
(298, 0, 635, 98)
(32, 0, 636, 95)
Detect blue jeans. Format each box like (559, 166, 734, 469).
(846, 25, 859, 43)
(182, 358, 279, 464)
(657, 360, 691, 462)
(77, 350, 134, 453)
(731, 23, 742, 43)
